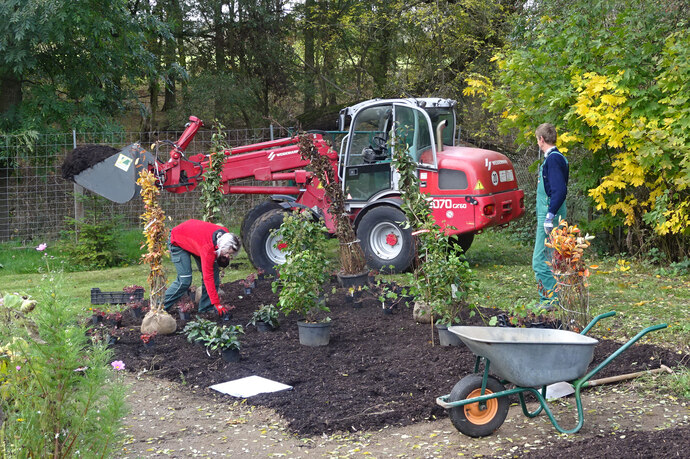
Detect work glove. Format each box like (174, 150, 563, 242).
(544, 212, 555, 236)
(216, 304, 230, 320)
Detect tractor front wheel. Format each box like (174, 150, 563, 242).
(241, 200, 281, 261)
(246, 209, 287, 276)
(447, 374, 509, 438)
(356, 206, 415, 273)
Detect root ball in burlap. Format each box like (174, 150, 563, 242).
(413, 301, 436, 324)
(141, 310, 177, 335)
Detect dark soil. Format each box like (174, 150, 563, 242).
(61, 144, 119, 180)
(111, 277, 687, 440)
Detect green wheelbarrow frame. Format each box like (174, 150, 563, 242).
(436, 311, 668, 437)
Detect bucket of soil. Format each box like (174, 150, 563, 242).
(337, 270, 369, 288)
(436, 324, 463, 346)
(221, 348, 240, 363)
(297, 321, 331, 346)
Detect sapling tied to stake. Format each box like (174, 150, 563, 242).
(137, 168, 177, 334)
(298, 134, 367, 275)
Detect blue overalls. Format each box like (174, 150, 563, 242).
(532, 151, 568, 304)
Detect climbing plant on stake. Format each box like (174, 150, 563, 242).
(200, 121, 229, 222)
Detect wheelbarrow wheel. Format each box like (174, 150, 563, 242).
(448, 374, 509, 438)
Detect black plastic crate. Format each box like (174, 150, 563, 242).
(91, 287, 144, 305)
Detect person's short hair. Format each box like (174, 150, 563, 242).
(216, 232, 240, 257)
(535, 123, 557, 145)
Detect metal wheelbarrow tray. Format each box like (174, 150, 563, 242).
(436, 311, 667, 438)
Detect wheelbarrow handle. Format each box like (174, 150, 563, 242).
(580, 311, 616, 336)
(576, 322, 668, 387)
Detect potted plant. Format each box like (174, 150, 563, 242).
(272, 210, 332, 346)
(247, 304, 280, 332)
(107, 327, 122, 346)
(104, 311, 122, 328)
(245, 273, 256, 289)
(182, 318, 215, 346)
(90, 308, 105, 325)
(140, 331, 157, 349)
(128, 299, 144, 319)
(241, 278, 252, 295)
(392, 139, 478, 346)
(256, 268, 265, 281)
(123, 284, 145, 302)
(177, 295, 196, 321)
(205, 324, 244, 362)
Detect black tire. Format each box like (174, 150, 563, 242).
(246, 209, 287, 276)
(447, 374, 509, 438)
(356, 206, 415, 273)
(241, 200, 281, 259)
(450, 233, 475, 254)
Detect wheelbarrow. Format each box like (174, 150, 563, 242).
(436, 311, 667, 437)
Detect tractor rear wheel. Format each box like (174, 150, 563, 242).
(241, 200, 281, 260)
(447, 374, 509, 438)
(356, 206, 415, 273)
(246, 209, 288, 277)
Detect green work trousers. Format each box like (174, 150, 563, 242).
(532, 162, 566, 303)
(164, 242, 219, 312)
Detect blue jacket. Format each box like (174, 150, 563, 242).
(542, 149, 569, 215)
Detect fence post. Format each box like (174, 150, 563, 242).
(72, 130, 84, 240)
(270, 124, 274, 141)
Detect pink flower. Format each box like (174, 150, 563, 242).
(36, 243, 47, 251)
(16, 365, 21, 371)
(111, 360, 125, 371)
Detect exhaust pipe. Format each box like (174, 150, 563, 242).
(436, 120, 448, 153)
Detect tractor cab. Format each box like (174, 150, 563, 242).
(338, 98, 457, 204)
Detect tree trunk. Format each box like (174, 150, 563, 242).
(303, 0, 316, 112)
(0, 72, 22, 121)
(213, 1, 225, 117)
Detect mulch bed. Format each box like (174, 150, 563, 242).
(111, 277, 687, 437)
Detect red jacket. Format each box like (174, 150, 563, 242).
(170, 220, 229, 307)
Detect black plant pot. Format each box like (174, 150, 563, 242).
(131, 308, 143, 319)
(257, 273, 265, 281)
(435, 324, 463, 347)
(337, 270, 369, 289)
(256, 321, 275, 332)
(297, 321, 331, 346)
(383, 307, 393, 315)
(353, 299, 363, 309)
(179, 311, 192, 321)
(107, 336, 119, 347)
(91, 314, 102, 325)
(221, 348, 240, 363)
(244, 287, 252, 295)
(345, 295, 353, 304)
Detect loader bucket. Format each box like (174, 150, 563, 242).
(69, 143, 157, 203)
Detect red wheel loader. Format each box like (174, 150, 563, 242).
(66, 98, 524, 275)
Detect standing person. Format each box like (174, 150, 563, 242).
(532, 123, 569, 307)
(164, 219, 239, 316)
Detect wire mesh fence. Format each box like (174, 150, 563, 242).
(0, 127, 291, 244)
(0, 127, 542, 245)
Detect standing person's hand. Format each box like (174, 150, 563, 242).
(544, 212, 555, 236)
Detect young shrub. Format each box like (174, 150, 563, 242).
(137, 168, 176, 335)
(247, 304, 280, 329)
(271, 210, 331, 323)
(391, 131, 478, 340)
(0, 282, 127, 457)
